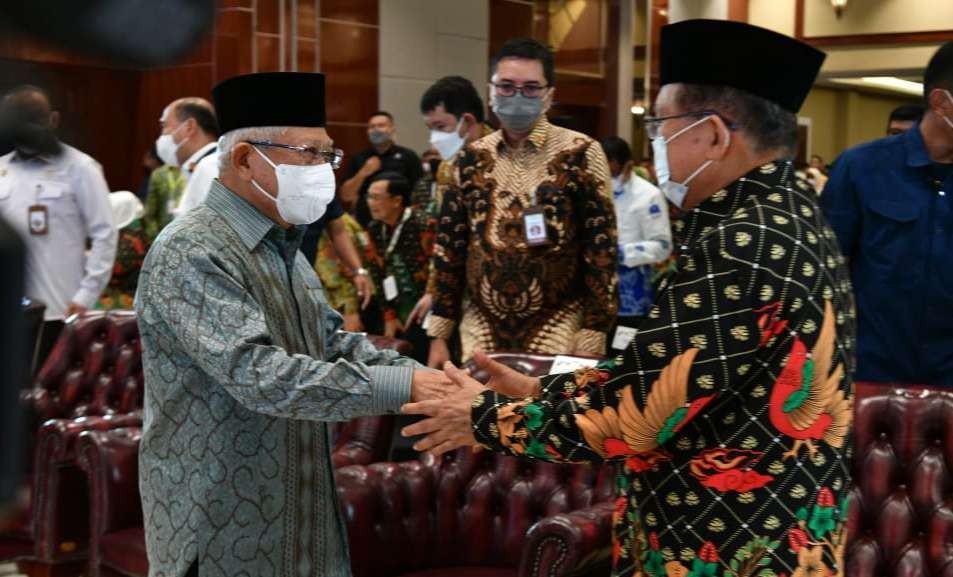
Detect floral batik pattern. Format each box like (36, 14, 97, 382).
(472, 161, 856, 577)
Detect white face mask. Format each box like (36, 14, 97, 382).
(611, 174, 625, 197)
(250, 146, 337, 225)
(652, 115, 726, 209)
(155, 123, 188, 167)
(430, 117, 467, 160)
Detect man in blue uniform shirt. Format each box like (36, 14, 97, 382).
(821, 41, 953, 386)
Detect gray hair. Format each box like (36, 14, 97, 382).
(218, 126, 289, 172)
(674, 84, 799, 158)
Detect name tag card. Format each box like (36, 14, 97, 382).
(548, 355, 599, 375)
(28, 205, 48, 235)
(383, 275, 399, 301)
(523, 207, 549, 246)
(612, 325, 638, 351)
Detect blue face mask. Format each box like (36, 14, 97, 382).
(652, 115, 727, 209)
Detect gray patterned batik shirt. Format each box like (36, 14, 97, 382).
(135, 180, 414, 577)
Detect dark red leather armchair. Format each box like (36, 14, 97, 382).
(1, 311, 144, 565)
(337, 449, 615, 577)
(844, 382, 953, 577)
(333, 352, 618, 577)
(77, 413, 408, 577)
(513, 382, 953, 577)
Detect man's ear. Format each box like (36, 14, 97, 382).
(231, 142, 255, 180)
(49, 110, 60, 129)
(927, 88, 953, 115)
(704, 114, 732, 161)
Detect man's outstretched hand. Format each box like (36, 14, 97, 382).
(410, 368, 456, 403)
(471, 349, 541, 398)
(401, 362, 487, 455)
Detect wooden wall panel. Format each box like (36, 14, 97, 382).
(320, 20, 378, 124)
(257, 0, 281, 35)
(217, 9, 254, 81)
(321, 0, 378, 25)
(298, 40, 317, 72)
(0, 58, 140, 190)
(257, 34, 282, 72)
(0, 0, 384, 188)
(298, 0, 317, 38)
(489, 0, 536, 58)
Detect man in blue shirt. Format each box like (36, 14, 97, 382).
(821, 41, 953, 386)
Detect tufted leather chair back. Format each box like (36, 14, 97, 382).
(336, 351, 614, 577)
(337, 449, 615, 577)
(846, 382, 953, 577)
(28, 311, 143, 421)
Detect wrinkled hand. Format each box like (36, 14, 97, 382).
(405, 293, 433, 326)
(401, 362, 487, 455)
(352, 274, 373, 309)
(427, 337, 450, 369)
(64, 302, 87, 319)
(384, 317, 403, 338)
(472, 349, 540, 398)
(410, 368, 456, 403)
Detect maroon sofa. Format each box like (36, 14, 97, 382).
(1, 311, 144, 564)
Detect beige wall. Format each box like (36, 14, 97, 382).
(748, 0, 796, 36)
(379, 0, 489, 153)
(804, 0, 953, 37)
(799, 86, 920, 163)
(668, 0, 728, 23)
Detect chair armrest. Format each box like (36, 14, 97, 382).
(519, 501, 614, 577)
(35, 412, 142, 464)
(76, 427, 143, 546)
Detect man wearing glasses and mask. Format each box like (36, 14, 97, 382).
(405, 21, 856, 577)
(135, 72, 451, 577)
(425, 37, 618, 367)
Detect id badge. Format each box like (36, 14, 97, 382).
(28, 205, 49, 235)
(612, 325, 638, 350)
(383, 275, 399, 301)
(422, 311, 433, 330)
(523, 207, 549, 246)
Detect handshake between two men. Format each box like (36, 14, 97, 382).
(403, 351, 542, 456)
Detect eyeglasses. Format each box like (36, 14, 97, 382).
(643, 110, 737, 139)
(491, 82, 550, 99)
(245, 140, 344, 169)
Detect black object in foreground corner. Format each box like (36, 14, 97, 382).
(0, 217, 25, 511)
(0, 0, 215, 67)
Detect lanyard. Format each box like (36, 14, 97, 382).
(383, 207, 413, 258)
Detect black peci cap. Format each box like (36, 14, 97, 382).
(212, 72, 326, 134)
(660, 19, 825, 113)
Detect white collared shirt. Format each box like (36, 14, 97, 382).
(614, 174, 672, 267)
(180, 141, 217, 181)
(176, 150, 219, 215)
(0, 144, 118, 319)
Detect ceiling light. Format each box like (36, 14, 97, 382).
(828, 76, 923, 96)
(631, 105, 645, 115)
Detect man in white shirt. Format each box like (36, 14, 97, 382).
(175, 148, 219, 215)
(0, 85, 117, 362)
(153, 97, 219, 216)
(599, 136, 672, 353)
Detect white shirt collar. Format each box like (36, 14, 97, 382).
(182, 141, 217, 175)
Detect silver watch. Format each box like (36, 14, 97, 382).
(354, 267, 369, 277)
